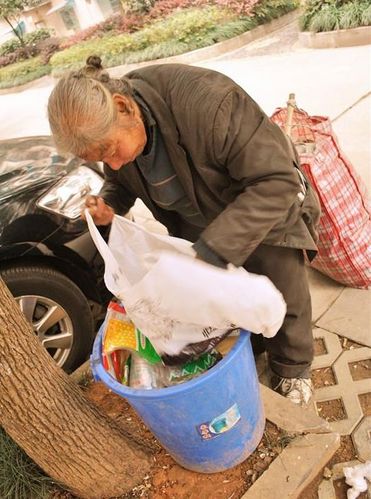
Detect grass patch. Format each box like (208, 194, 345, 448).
(0, 57, 51, 89)
(2, 0, 299, 85)
(103, 16, 257, 68)
(300, 0, 371, 32)
(0, 428, 55, 499)
(52, 0, 298, 76)
(50, 6, 235, 75)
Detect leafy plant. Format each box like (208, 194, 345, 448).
(0, 427, 54, 498)
(300, 0, 371, 31)
(339, 1, 368, 29)
(0, 55, 51, 87)
(37, 36, 61, 64)
(0, 28, 55, 67)
(50, 6, 232, 71)
(361, 4, 371, 26)
(0, 36, 20, 55)
(252, 0, 299, 24)
(23, 27, 53, 45)
(123, 0, 156, 13)
(309, 4, 340, 32)
(0, 0, 40, 47)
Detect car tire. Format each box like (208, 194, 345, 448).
(1, 265, 95, 373)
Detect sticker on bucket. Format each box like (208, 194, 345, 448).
(197, 403, 241, 440)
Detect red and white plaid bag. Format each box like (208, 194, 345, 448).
(271, 107, 371, 289)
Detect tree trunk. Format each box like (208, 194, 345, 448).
(3, 16, 26, 47)
(0, 278, 151, 498)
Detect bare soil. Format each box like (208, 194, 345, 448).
(349, 358, 371, 381)
(341, 338, 364, 350)
(52, 382, 290, 499)
(314, 337, 327, 356)
(55, 333, 369, 499)
(311, 366, 337, 389)
(359, 392, 371, 416)
(316, 399, 347, 422)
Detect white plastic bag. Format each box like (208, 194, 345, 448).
(343, 461, 371, 499)
(86, 212, 286, 356)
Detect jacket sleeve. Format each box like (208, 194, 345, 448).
(199, 89, 301, 267)
(98, 164, 137, 215)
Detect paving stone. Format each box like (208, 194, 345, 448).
(312, 328, 343, 370)
(260, 383, 331, 434)
(242, 432, 340, 499)
(317, 460, 371, 499)
(352, 416, 371, 461)
(317, 287, 371, 348)
(314, 347, 371, 435)
(308, 268, 345, 323)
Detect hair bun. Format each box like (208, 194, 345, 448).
(86, 55, 103, 69)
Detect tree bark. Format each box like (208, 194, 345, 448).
(0, 277, 151, 498)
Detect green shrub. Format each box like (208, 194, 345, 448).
(252, 0, 299, 24)
(50, 6, 233, 72)
(0, 37, 21, 56)
(0, 428, 54, 499)
(338, 1, 364, 29)
(124, 0, 156, 13)
(309, 4, 340, 32)
(361, 4, 371, 26)
(0, 29, 52, 57)
(103, 16, 257, 67)
(0, 56, 51, 88)
(300, 0, 371, 31)
(23, 28, 53, 46)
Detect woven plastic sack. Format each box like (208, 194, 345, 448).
(271, 107, 371, 289)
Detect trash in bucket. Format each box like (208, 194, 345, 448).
(101, 299, 224, 389)
(91, 317, 265, 473)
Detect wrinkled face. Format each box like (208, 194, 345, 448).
(81, 95, 147, 170)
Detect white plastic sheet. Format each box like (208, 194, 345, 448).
(343, 461, 371, 499)
(86, 211, 286, 356)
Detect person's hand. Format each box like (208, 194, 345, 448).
(82, 195, 114, 225)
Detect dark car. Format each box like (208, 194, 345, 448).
(0, 136, 110, 372)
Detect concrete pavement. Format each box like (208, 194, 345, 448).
(130, 23, 371, 496)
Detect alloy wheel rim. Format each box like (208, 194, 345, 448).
(16, 295, 73, 367)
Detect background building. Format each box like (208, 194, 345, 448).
(0, 0, 123, 42)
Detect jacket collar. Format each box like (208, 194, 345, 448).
(130, 78, 201, 215)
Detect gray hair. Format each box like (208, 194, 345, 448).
(47, 55, 134, 156)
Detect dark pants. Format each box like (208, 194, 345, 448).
(244, 245, 313, 379)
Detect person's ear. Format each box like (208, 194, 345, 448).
(112, 93, 134, 116)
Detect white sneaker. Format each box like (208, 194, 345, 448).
(272, 376, 313, 405)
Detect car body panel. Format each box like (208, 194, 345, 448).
(0, 135, 109, 306)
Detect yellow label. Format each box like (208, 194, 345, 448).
(103, 319, 137, 352)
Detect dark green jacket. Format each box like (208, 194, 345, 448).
(100, 63, 320, 267)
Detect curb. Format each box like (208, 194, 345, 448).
(109, 10, 300, 78)
(299, 25, 371, 49)
(0, 9, 300, 95)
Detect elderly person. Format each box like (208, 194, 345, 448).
(48, 56, 320, 404)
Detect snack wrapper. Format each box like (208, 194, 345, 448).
(103, 300, 161, 365)
(128, 350, 221, 389)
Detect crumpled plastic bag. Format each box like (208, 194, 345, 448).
(86, 211, 286, 356)
(343, 461, 371, 499)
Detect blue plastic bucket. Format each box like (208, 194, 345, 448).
(91, 328, 265, 473)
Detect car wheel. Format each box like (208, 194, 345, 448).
(1, 265, 95, 372)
